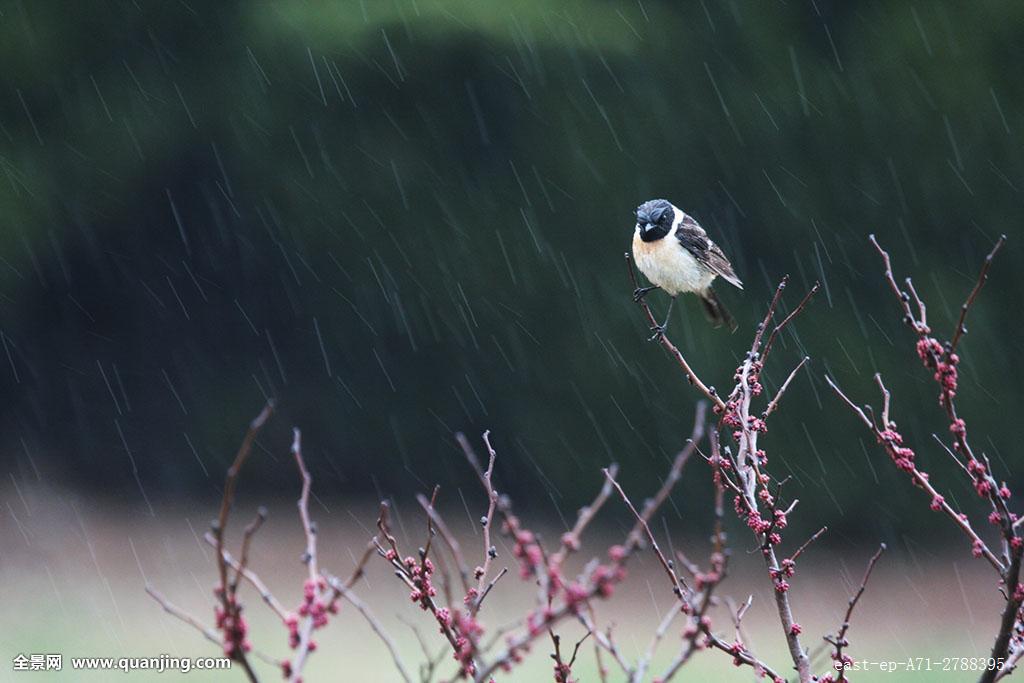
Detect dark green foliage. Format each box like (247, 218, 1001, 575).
(0, 1, 1020, 539)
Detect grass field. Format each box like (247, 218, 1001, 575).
(2, 482, 1001, 682)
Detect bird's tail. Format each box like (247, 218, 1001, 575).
(700, 288, 737, 332)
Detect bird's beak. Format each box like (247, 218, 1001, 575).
(643, 223, 654, 232)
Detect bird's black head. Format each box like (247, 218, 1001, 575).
(635, 199, 675, 242)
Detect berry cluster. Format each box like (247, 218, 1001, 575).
(283, 577, 337, 655)
(213, 590, 251, 658)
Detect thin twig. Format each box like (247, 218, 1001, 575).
(828, 543, 886, 682)
(232, 506, 268, 593)
(550, 463, 619, 568)
(752, 276, 790, 351)
(375, 505, 474, 674)
(632, 606, 682, 682)
(873, 373, 891, 428)
(215, 403, 274, 592)
(932, 433, 971, 476)
(869, 235, 928, 333)
(625, 403, 707, 551)
(842, 235, 1021, 683)
(416, 492, 471, 596)
(146, 585, 224, 648)
(577, 610, 631, 680)
(476, 567, 508, 612)
(288, 428, 322, 683)
(212, 401, 273, 682)
(325, 575, 413, 683)
(550, 630, 590, 683)
(604, 468, 689, 604)
(790, 526, 828, 563)
(203, 532, 289, 621)
(764, 356, 809, 417)
(626, 253, 726, 411)
(422, 485, 441, 565)
(475, 438, 716, 683)
(905, 277, 927, 330)
(762, 282, 819, 361)
(951, 235, 1006, 351)
(703, 631, 787, 681)
(472, 431, 499, 615)
(825, 375, 1005, 573)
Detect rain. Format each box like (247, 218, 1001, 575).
(1, 1, 1022, 682)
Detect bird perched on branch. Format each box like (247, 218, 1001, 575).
(631, 198, 743, 337)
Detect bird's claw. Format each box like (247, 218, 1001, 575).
(647, 324, 666, 342)
(633, 286, 656, 303)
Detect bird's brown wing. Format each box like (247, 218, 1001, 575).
(676, 219, 744, 290)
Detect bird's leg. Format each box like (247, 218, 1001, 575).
(648, 296, 675, 341)
(633, 285, 659, 303)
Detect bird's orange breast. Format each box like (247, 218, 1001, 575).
(631, 228, 713, 296)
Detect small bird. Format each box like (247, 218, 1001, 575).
(631, 198, 743, 337)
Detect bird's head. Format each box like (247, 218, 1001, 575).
(635, 199, 675, 242)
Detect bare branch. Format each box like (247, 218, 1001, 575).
(828, 543, 886, 682)
(287, 428, 322, 683)
(146, 585, 223, 649)
(416, 492, 471, 596)
(471, 431, 499, 615)
(951, 234, 1006, 351)
(550, 463, 619, 569)
(790, 526, 828, 563)
(764, 356, 809, 417)
(626, 253, 726, 411)
(475, 566, 508, 612)
(625, 402, 707, 552)
(215, 402, 274, 584)
(632, 607, 681, 682)
(762, 282, 819, 361)
(752, 276, 790, 351)
(212, 401, 273, 680)
(604, 468, 689, 605)
(232, 506, 267, 594)
(826, 375, 1005, 573)
(325, 574, 413, 683)
(703, 631, 787, 681)
(869, 234, 928, 334)
(203, 532, 289, 621)
(873, 373, 891, 427)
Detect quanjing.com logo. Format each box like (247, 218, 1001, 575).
(13, 653, 231, 674)
(11, 654, 61, 672)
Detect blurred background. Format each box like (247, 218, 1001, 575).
(1, 1, 1021, 680)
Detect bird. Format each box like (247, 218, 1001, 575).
(631, 198, 743, 338)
